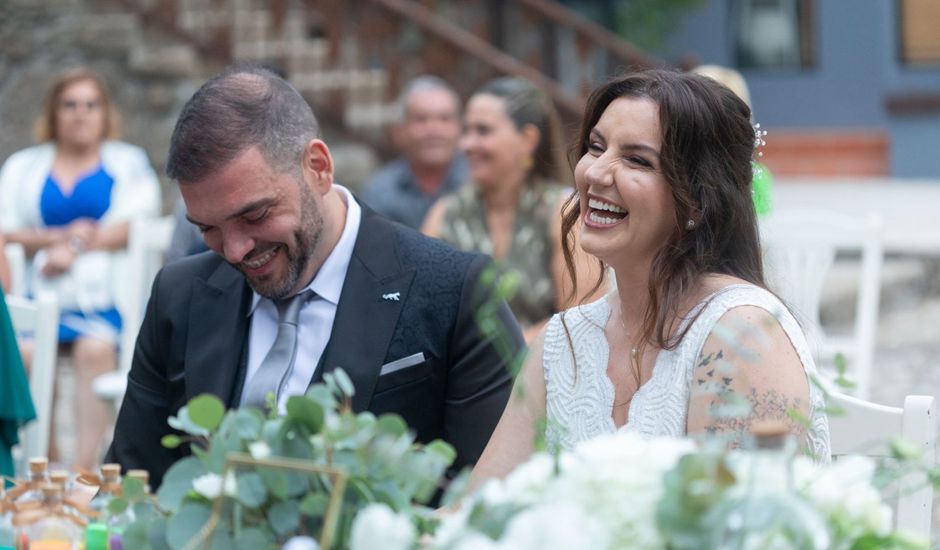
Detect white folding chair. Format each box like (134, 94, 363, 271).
(828, 392, 935, 541)
(3, 242, 26, 296)
(6, 293, 59, 471)
(760, 209, 884, 398)
(93, 216, 175, 403)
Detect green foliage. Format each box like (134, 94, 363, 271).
(656, 451, 736, 548)
(612, 0, 705, 52)
(127, 369, 456, 549)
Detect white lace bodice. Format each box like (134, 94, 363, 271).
(542, 284, 830, 460)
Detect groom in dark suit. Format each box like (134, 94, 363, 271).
(107, 66, 523, 487)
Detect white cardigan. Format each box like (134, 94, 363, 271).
(0, 141, 160, 232)
(0, 141, 161, 313)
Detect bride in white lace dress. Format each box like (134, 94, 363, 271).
(471, 70, 830, 485)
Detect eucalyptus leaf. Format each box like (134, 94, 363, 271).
(258, 467, 289, 500)
(168, 405, 210, 437)
(235, 527, 275, 550)
(236, 472, 268, 508)
(166, 500, 212, 549)
(206, 417, 245, 472)
(189, 394, 226, 431)
(375, 414, 407, 438)
(107, 496, 129, 516)
(123, 518, 150, 550)
(122, 477, 144, 500)
(299, 493, 329, 516)
(425, 439, 457, 465)
(286, 396, 325, 433)
(161, 434, 183, 449)
(157, 456, 207, 511)
(234, 408, 264, 440)
(147, 516, 171, 550)
(267, 499, 301, 537)
(332, 368, 356, 398)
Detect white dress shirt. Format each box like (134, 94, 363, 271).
(241, 186, 361, 413)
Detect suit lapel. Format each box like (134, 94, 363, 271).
(185, 261, 252, 407)
(316, 209, 414, 411)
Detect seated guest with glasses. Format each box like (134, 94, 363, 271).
(0, 67, 160, 469)
(107, 65, 524, 488)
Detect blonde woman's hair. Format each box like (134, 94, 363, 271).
(33, 67, 122, 143)
(690, 64, 752, 109)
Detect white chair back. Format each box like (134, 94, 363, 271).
(94, 216, 175, 403)
(761, 209, 884, 398)
(3, 242, 26, 296)
(828, 392, 935, 540)
(6, 293, 59, 470)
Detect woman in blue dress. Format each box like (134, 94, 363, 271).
(0, 68, 160, 469)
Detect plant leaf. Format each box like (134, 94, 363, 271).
(157, 456, 207, 511)
(236, 472, 268, 508)
(267, 499, 301, 537)
(332, 368, 356, 398)
(258, 467, 290, 500)
(161, 434, 183, 449)
(166, 500, 212, 549)
(299, 493, 329, 517)
(286, 396, 325, 434)
(235, 527, 274, 550)
(189, 394, 226, 432)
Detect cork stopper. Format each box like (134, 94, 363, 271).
(750, 420, 790, 450)
(49, 470, 69, 487)
(100, 463, 121, 481)
(127, 470, 149, 485)
(28, 457, 49, 475)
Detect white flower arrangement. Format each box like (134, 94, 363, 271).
(349, 432, 927, 550)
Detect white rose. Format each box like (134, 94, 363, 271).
(281, 536, 320, 550)
(192, 473, 223, 499)
(350, 503, 415, 550)
(498, 502, 608, 549)
(249, 441, 272, 460)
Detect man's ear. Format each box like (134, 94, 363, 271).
(301, 139, 334, 194)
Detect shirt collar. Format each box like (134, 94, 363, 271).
(249, 184, 361, 313)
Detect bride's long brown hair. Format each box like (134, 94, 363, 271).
(561, 69, 766, 351)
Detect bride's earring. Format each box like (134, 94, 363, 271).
(686, 219, 695, 230)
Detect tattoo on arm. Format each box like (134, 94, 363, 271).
(693, 347, 808, 447)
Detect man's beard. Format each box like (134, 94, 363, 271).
(240, 185, 323, 300)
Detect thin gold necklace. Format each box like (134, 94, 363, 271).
(613, 310, 641, 408)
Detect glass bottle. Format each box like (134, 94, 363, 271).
(13, 457, 49, 509)
(87, 464, 121, 518)
(21, 483, 83, 550)
(708, 422, 830, 550)
(106, 469, 150, 550)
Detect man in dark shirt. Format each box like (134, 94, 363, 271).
(360, 76, 467, 229)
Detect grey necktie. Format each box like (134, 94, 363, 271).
(242, 289, 314, 409)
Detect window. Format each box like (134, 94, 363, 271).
(732, 0, 815, 69)
(900, 0, 940, 65)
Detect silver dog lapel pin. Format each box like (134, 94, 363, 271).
(382, 292, 401, 301)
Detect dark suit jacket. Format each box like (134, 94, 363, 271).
(107, 207, 523, 488)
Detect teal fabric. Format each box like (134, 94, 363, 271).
(0, 286, 36, 478)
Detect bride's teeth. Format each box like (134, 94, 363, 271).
(588, 211, 621, 225)
(588, 198, 627, 214)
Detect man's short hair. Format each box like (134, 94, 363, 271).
(396, 75, 460, 121)
(166, 64, 320, 183)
